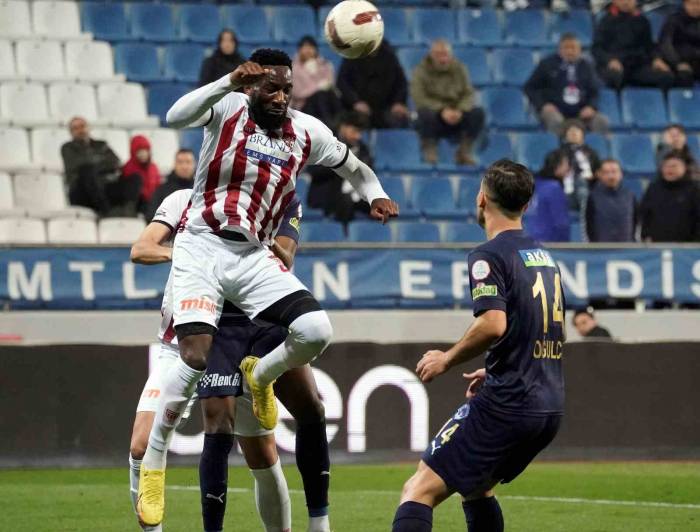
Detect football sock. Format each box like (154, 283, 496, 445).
(129, 455, 163, 531)
(392, 501, 433, 532)
(250, 458, 292, 532)
(143, 356, 204, 469)
(462, 497, 504, 532)
(308, 515, 331, 532)
(253, 311, 332, 386)
(296, 421, 330, 527)
(200, 433, 235, 532)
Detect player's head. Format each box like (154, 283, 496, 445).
(478, 159, 534, 227)
(572, 308, 597, 336)
(558, 33, 581, 63)
(247, 48, 293, 130)
(68, 116, 89, 142)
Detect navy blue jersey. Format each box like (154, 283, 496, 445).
(468, 229, 565, 415)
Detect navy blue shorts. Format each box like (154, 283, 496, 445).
(196, 319, 288, 399)
(422, 398, 561, 497)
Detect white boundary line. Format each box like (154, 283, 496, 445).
(168, 485, 700, 510)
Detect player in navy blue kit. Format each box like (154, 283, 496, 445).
(392, 159, 565, 532)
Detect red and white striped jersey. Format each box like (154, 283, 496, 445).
(184, 91, 347, 244)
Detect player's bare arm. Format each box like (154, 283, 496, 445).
(130, 222, 173, 265)
(416, 309, 506, 383)
(271, 235, 298, 270)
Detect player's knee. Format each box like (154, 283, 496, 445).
(399, 474, 418, 502)
(129, 439, 147, 461)
(178, 337, 211, 370)
(292, 311, 333, 353)
(202, 400, 234, 434)
(294, 394, 325, 426)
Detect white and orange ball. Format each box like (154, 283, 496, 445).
(324, 0, 384, 59)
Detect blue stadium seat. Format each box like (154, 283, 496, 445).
(396, 222, 440, 242)
(348, 221, 393, 242)
(610, 133, 656, 174)
(504, 10, 550, 47)
(476, 133, 513, 167)
(222, 6, 272, 44)
(81, 3, 130, 41)
(453, 47, 491, 86)
(374, 130, 430, 171)
(272, 6, 316, 44)
(130, 4, 177, 42)
(550, 10, 593, 47)
(293, 179, 322, 220)
(148, 83, 190, 125)
(457, 9, 501, 47)
(623, 179, 645, 201)
(686, 134, 700, 159)
(177, 4, 221, 44)
(164, 44, 205, 83)
(621, 88, 667, 129)
(397, 47, 428, 77)
(598, 89, 623, 129)
(180, 127, 203, 157)
(318, 45, 342, 72)
(457, 178, 481, 212)
(413, 8, 455, 43)
(380, 176, 419, 218)
(304, 221, 345, 242)
(585, 133, 610, 159)
(411, 178, 464, 219)
(514, 132, 559, 170)
(481, 87, 532, 128)
(668, 89, 700, 129)
(114, 43, 162, 83)
(381, 8, 414, 46)
(492, 49, 535, 86)
(444, 222, 484, 242)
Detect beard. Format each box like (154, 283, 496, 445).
(250, 98, 285, 131)
(477, 207, 485, 228)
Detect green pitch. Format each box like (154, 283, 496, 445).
(1, 462, 699, 531)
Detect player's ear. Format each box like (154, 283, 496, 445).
(477, 189, 487, 209)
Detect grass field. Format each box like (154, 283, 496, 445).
(1, 462, 699, 531)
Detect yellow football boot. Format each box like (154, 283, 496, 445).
(137, 466, 165, 526)
(240, 355, 278, 430)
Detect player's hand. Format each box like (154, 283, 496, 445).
(370, 198, 399, 224)
(416, 350, 449, 383)
(230, 62, 270, 88)
(463, 368, 486, 400)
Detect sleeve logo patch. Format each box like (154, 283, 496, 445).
(519, 249, 556, 268)
(472, 284, 498, 300)
(288, 217, 300, 231)
(471, 260, 491, 280)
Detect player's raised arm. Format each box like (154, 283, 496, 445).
(166, 62, 269, 129)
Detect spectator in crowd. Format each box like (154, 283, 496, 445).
(572, 308, 613, 339)
(306, 112, 371, 223)
(61, 116, 140, 216)
(560, 120, 602, 213)
(525, 34, 608, 135)
(526, 149, 571, 242)
(641, 151, 700, 242)
(586, 159, 637, 242)
(659, 0, 700, 86)
(337, 40, 410, 128)
(199, 29, 245, 87)
(410, 39, 485, 165)
(145, 149, 196, 221)
(655, 124, 699, 179)
(122, 135, 162, 213)
(290, 36, 342, 127)
(593, 0, 675, 89)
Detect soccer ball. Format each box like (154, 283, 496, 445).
(324, 0, 384, 59)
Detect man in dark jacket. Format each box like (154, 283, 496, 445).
(525, 34, 608, 135)
(593, 0, 675, 89)
(641, 151, 700, 242)
(586, 159, 637, 242)
(659, 0, 700, 86)
(336, 40, 410, 128)
(145, 149, 195, 221)
(573, 309, 613, 339)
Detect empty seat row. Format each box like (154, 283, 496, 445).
(0, 216, 145, 245)
(0, 82, 157, 128)
(0, 0, 85, 39)
(0, 39, 121, 82)
(302, 220, 485, 243)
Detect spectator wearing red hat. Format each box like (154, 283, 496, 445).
(122, 135, 162, 213)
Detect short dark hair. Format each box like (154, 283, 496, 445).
(559, 32, 580, 44)
(662, 149, 688, 164)
(249, 48, 292, 69)
(482, 159, 534, 216)
(176, 148, 194, 157)
(297, 35, 318, 50)
(573, 307, 594, 323)
(599, 158, 621, 169)
(665, 123, 686, 134)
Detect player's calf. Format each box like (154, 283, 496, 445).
(462, 494, 503, 532)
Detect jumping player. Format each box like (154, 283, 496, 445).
(129, 189, 332, 532)
(138, 48, 398, 526)
(392, 160, 565, 532)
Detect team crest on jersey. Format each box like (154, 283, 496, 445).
(245, 133, 294, 166)
(471, 260, 490, 280)
(519, 249, 556, 268)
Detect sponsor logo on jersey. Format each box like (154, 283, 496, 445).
(180, 296, 217, 314)
(519, 249, 556, 268)
(472, 283, 497, 300)
(471, 259, 490, 280)
(200, 372, 240, 389)
(245, 133, 294, 166)
(288, 217, 300, 232)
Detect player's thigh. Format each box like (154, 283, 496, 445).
(274, 364, 325, 424)
(130, 411, 155, 459)
(200, 396, 236, 434)
(234, 390, 275, 439)
(238, 434, 279, 470)
(400, 460, 453, 507)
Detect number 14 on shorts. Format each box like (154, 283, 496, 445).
(429, 420, 459, 455)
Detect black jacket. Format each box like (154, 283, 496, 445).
(640, 177, 700, 242)
(593, 7, 658, 70)
(199, 50, 246, 87)
(586, 181, 637, 242)
(145, 174, 193, 222)
(61, 138, 120, 188)
(659, 8, 700, 67)
(525, 54, 601, 116)
(337, 42, 407, 122)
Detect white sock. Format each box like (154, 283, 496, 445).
(308, 515, 330, 532)
(143, 356, 204, 469)
(253, 311, 332, 385)
(250, 458, 292, 532)
(129, 455, 163, 531)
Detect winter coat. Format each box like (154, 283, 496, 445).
(122, 135, 162, 202)
(410, 55, 476, 112)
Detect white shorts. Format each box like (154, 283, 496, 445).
(233, 390, 273, 438)
(172, 230, 308, 328)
